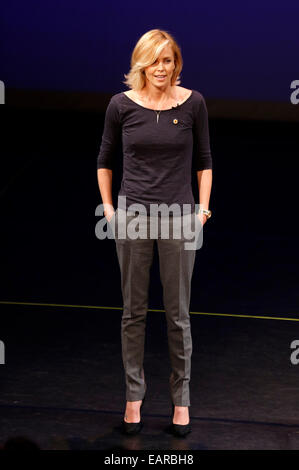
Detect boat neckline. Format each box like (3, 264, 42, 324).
(122, 90, 194, 111)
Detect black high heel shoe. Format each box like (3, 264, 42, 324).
(170, 402, 192, 437)
(121, 396, 146, 435)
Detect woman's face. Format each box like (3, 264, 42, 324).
(143, 44, 176, 89)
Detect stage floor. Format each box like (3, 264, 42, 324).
(0, 303, 299, 450)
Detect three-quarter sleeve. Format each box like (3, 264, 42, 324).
(97, 95, 122, 170)
(192, 95, 213, 171)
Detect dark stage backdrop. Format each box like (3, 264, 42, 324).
(1, 0, 299, 119)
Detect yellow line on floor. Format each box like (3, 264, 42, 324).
(0, 300, 299, 322)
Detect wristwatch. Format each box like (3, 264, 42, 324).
(198, 208, 212, 219)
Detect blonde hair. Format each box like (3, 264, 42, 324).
(123, 29, 183, 90)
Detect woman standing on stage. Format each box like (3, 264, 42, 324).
(97, 29, 212, 437)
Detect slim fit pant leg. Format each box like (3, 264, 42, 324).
(115, 211, 154, 401)
(157, 213, 197, 407)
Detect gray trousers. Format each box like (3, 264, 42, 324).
(110, 208, 198, 407)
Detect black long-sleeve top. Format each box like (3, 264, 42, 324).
(97, 89, 212, 214)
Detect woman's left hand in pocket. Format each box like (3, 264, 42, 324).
(197, 212, 207, 226)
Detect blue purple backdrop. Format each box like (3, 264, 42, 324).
(1, 0, 299, 102)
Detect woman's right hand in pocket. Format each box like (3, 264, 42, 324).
(105, 208, 115, 223)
